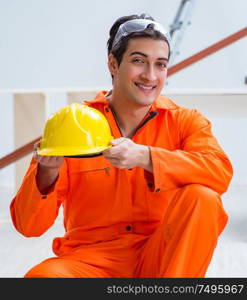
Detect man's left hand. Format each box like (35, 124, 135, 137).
(102, 138, 153, 172)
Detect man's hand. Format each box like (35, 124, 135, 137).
(33, 142, 64, 194)
(102, 138, 153, 172)
(33, 142, 64, 169)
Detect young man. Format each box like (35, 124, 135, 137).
(10, 14, 233, 278)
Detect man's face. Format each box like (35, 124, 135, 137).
(109, 38, 169, 107)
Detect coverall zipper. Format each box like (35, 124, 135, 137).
(133, 111, 158, 137)
(81, 167, 111, 176)
(108, 107, 158, 139)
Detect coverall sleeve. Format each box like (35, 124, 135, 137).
(10, 157, 68, 237)
(149, 109, 233, 195)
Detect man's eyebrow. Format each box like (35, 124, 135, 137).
(130, 51, 168, 61)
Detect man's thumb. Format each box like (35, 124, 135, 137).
(110, 137, 126, 146)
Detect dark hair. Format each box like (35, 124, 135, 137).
(107, 13, 170, 67)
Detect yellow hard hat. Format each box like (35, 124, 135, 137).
(37, 103, 113, 157)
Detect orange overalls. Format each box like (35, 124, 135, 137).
(10, 91, 233, 277)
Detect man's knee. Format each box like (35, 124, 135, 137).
(24, 258, 73, 278)
(179, 183, 220, 209)
(177, 184, 228, 235)
(24, 257, 110, 278)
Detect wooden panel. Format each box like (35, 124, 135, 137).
(14, 93, 46, 191)
(67, 90, 99, 104)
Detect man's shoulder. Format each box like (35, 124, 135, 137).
(83, 91, 108, 104)
(156, 95, 209, 125)
(155, 95, 191, 112)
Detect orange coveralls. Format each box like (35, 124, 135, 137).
(10, 91, 233, 278)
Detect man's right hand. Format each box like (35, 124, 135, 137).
(33, 141, 64, 194)
(33, 141, 64, 169)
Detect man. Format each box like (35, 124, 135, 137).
(10, 14, 233, 277)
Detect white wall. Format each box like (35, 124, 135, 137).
(211, 118, 247, 186)
(0, 0, 246, 89)
(0, 0, 246, 190)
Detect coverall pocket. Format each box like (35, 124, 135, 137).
(70, 166, 111, 175)
(68, 156, 111, 175)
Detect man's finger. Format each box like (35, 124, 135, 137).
(33, 141, 41, 150)
(105, 138, 131, 156)
(33, 141, 41, 159)
(104, 144, 126, 156)
(55, 156, 63, 162)
(110, 137, 127, 146)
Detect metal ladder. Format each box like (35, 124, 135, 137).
(168, 0, 196, 66)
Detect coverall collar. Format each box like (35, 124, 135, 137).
(85, 90, 179, 111)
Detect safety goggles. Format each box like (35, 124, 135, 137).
(112, 19, 171, 49)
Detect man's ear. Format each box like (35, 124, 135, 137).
(108, 53, 118, 77)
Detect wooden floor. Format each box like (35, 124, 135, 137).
(0, 185, 246, 278)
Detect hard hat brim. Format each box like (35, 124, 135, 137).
(64, 152, 104, 158)
(37, 144, 112, 156)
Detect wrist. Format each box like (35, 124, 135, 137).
(36, 164, 60, 195)
(38, 163, 60, 176)
(137, 145, 152, 172)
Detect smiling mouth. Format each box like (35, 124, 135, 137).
(135, 83, 157, 90)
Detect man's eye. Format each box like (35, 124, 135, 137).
(132, 58, 144, 63)
(157, 63, 167, 69)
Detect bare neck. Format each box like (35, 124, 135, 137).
(107, 91, 151, 138)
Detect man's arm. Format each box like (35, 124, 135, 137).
(33, 142, 64, 194)
(10, 143, 68, 237)
(149, 110, 233, 195)
(103, 110, 233, 195)
(36, 164, 60, 194)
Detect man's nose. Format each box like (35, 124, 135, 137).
(140, 65, 157, 82)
